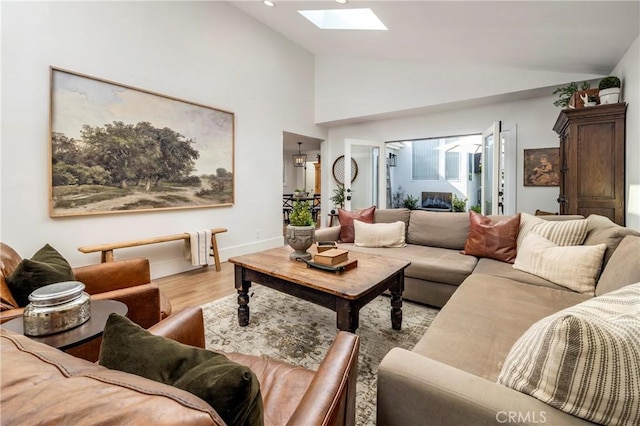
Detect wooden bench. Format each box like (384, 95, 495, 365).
(78, 228, 228, 272)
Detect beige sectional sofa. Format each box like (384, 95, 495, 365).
(315, 209, 614, 307)
(316, 209, 640, 425)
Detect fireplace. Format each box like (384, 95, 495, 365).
(420, 192, 452, 212)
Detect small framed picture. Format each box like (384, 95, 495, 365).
(524, 148, 560, 187)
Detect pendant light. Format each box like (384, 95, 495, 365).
(293, 142, 306, 167)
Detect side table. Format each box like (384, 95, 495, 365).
(1, 299, 127, 351)
(328, 213, 339, 227)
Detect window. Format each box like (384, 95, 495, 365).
(411, 137, 461, 181)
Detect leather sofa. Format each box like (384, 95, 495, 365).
(1, 306, 360, 426)
(0, 242, 172, 361)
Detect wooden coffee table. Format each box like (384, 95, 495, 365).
(229, 246, 410, 333)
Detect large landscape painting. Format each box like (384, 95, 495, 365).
(49, 68, 234, 217)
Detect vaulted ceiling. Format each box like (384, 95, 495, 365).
(229, 1, 639, 149)
(231, 1, 639, 75)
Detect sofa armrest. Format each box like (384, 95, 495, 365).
(377, 348, 589, 426)
(91, 284, 162, 329)
(62, 284, 164, 362)
(0, 308, 23, 323)
(1, 283, 163, 327)
(73, 258, 151, 294)
(148, 306, 206, 349)
(288, 331, 360, 426)
(314, 226, 341, 243)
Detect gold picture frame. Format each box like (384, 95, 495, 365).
(524, 148, 559, 187)
(49, 67, 234, 217)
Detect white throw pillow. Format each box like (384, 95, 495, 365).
(498, 283, 640, 426)
(353, 220, 406, 248)
(513, 232, 605, 294)
(517, 212, 588, 251)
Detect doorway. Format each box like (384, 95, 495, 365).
(282, 132, 322, 233)
(343, 139, 386, 211)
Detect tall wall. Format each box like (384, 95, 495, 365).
(323, 93, 614, 220)
(319, 38, 639, 230)
(314, 55, 603, 125)
(1, 1, 324, 277)
(612, 36, 640, 230)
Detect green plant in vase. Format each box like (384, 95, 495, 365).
(552, 81, 590, 108)
(286, 200, 315, 260)
(402, 195, 420, 210)
(598, 76, 621, 104)
(329, 185, 348, 212)
(289, 200, 314, 226)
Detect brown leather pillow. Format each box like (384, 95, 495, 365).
(462, 211, 521, 263)
(338, 206, 376, 243)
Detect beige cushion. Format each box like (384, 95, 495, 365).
(583, 214, 640, 267)
(340, 243, 476, 286)
(514, 233, 606, 294)
(354, 220, 406, 248)
(414, 274, 590, 381)
(407, 211, 470, 250)
(374, 208, 411, 228)
(498, 283, 640, 426)
(596, 235, 640, 296)
(517, 212, 587, 251)
(473, 258, 566, 291)
(516, 212, 544, 250)
(530, 218, 587, 245)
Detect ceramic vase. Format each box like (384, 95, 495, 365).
(599, 88, 620, 105)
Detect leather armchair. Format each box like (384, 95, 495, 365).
(150, 307, 361, 426)
(1, 307, 360, 426)
(0, 242, 172, 361)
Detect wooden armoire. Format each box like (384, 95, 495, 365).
(553, 103, 627, 225)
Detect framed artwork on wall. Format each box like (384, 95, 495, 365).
(523, 147, 560, 187)
(49, 67, 234, 217)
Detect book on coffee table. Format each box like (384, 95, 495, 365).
(316, 241, 338, 253)
(314, 248, 349, 266)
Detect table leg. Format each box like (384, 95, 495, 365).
(234, 265, 251, 327)
(390, 272, 404, 330)
(336, 299, 359, 333)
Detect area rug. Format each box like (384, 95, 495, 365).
(201, 286, 439, 425)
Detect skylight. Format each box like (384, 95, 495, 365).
(298, 8, 387, 31)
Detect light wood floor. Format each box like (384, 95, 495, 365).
(154, 262, 236, 312)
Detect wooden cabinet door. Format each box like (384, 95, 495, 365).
(553, 103, 627, 225)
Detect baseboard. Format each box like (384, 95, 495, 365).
(150, 236, 284, 279)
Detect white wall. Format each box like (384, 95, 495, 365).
(1, 1, 324, 277)
(612, 36, 640, 230)
(314, 55, 604, 124)
(321, 37, 639, 231)
(324, 94, 572, 217)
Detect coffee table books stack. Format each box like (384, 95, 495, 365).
(309, 248, 358, 273)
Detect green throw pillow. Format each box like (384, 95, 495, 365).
(5, 244, 75, 306)
(99, 314, 263, 426)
